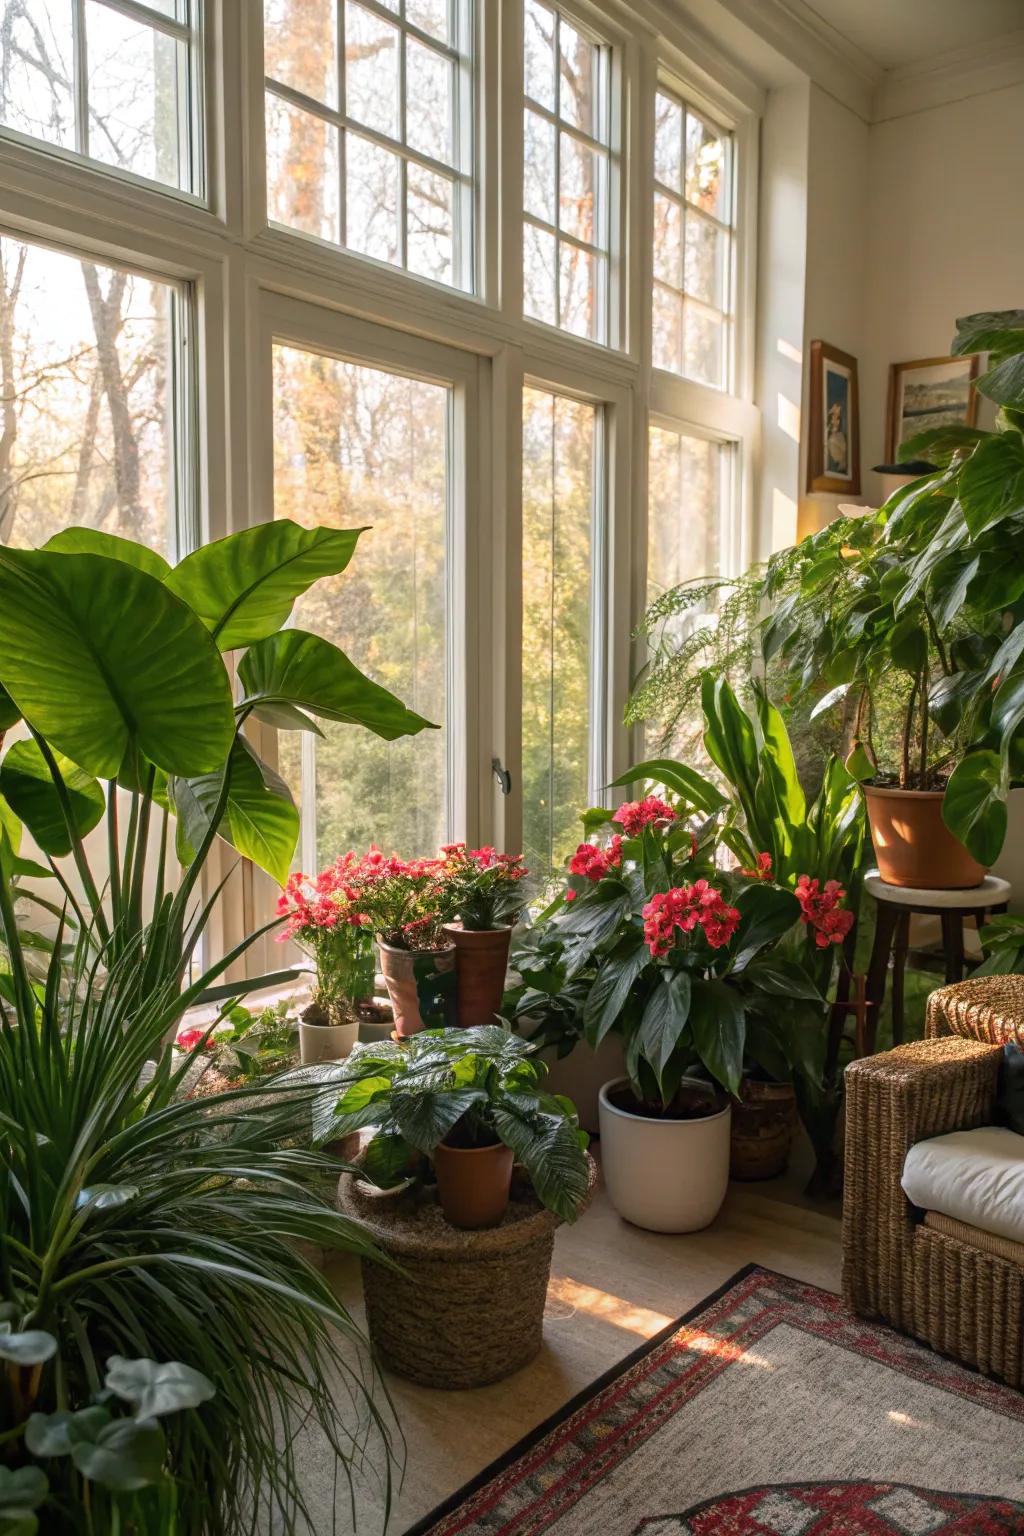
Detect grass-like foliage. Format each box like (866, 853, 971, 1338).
(0, 908, 397, 1535)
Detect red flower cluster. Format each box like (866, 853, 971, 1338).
(439, 843, 527, 880)
(642, 880, 741, 957)
(176, 1026, 213, 1053)
(612, 796, 677, 837)
(795, 875, 855, 949)
(741, 851, 774, 881)
(568, 834, 624, 882)
(275, 849, 395, 940)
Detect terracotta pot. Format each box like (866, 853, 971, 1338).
(442, 923, 512, 1027)
(729, 1077, 796, 1181)
(864, 784, 986, 889)
(377, 941, 456, 1037)
(432, 1139, 514, 1229)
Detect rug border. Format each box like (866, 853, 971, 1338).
(400, 1260, 763, 1536)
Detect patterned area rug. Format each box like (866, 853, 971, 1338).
(404, 1266, 1024, 1536)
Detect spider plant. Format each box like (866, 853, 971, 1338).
(0, 902, 399, 1536)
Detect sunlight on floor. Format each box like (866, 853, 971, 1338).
(545, 1275, 673, 1336)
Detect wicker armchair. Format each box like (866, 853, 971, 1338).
(843, 974, 1024, 1385)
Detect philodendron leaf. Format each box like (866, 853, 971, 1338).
(689, 978, 745, 1097)
(0, 740, 104, 856)
(958, 433, 1024, 537)
(165, 521, 365, 650)
(70, 1418, 166, 1492)
(0, 684, 20, 733)
(238, 628, 437, 742)
(25, 1406, 112, 1457)
(943, 750, 1008, 867)
(0, 548, 235, 778)
(105, 1356, 216, 1419)
(170, 737, 299, 883)
(42, 528, 171, 579)
(0, 1325, 57, 1366)
(0, 1465, 48, 1535)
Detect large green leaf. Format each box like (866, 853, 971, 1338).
(636, 969, 692, 1084)
(165, 521, 364, 650)
(943, 750, 1008, 867)
(390, 1086, 485, 1154)
(609, 759, 727, 816)
(491, 1103, 590, 1223)
(689, 977, 745, 1096)
(0, 684, 20, 733)
(238, 628, 436, 741)
(958, 434, 1024, 537)
(0, 1465, 47, 1534)
(701, 673, 759, 814)
(0, 740, 104, 856)
(70, 1418, 166, 1492)
(896, 424, 989, 467)
(729, 883, 801, 971)
(43, 527, 171, 579)
(170, 737, 299, 883)
(0, 548, 234, 778)
(953, 310, 1024, 356)
(582, 937, 650, 1048)
(977, 353, 1024, 408)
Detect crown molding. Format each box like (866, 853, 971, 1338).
(874, 27, 1024, 121)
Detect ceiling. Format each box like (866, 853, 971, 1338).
(797, 0, 1024, 71)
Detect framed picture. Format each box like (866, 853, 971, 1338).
(808, 341, 860, 494)
(886, 354, 980, 462)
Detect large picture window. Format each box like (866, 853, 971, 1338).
(652, 86, 734, 389)
(272, 342, 450, 867)
(521, 384, 600, 876)
(522, 0, 613, 343)
(0, 233, 191, 555)
(0, 0, 203, 194)
(264, 0, 475, 291)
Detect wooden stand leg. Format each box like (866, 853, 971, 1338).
(941, 911, 965, 984)
(864, 901, 900, 1056)
(890, 911, 910, 1046)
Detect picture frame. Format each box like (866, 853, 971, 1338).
(886, 353, 980, 463)
(808, 341, 860, 495)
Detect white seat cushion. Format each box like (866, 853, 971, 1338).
(902, 1126, 1024, 1247)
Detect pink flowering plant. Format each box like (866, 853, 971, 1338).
(436, 843, 529, 930)
(510, 779, 820, 1110)
(277, 853, 377, 1015)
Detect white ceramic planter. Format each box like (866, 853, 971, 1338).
(299, 1017, 358, 1065)
(598, 1077, 731, 1233)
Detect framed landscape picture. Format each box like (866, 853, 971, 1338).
(886, 353, 979, 462)
(808, 341, 860, 494)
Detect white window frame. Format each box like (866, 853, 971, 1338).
(0, 0, 764, 978)
(0, 0, 206, 202)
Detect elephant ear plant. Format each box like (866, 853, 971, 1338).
(0, 524, 435, 1534)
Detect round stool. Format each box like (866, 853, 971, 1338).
(863, 870, 1011, 1050)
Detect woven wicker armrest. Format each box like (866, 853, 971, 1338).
(926, 974, 1024, 1045)
(841, 1037, 1001, 1325)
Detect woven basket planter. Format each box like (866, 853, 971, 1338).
(338, 1154, 596, 1389)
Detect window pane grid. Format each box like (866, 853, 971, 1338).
(522, 0, 614, 344)
(0, 0, 202, 194)
(652, 86, 734, 389)
(264, 0, 473, 292)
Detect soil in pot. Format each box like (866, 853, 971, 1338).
(605, 1080, 726, 1121)
(442, 923, 512, 1027)
(378, 941, 456, 1037)
(729, 1077, 796, 1181)
(864, 783, 986, 889)
(432, 1136, 513, 1229)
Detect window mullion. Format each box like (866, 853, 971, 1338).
(73, 0, 89, 158)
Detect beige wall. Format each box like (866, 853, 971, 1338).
(860, 82, 1024, 510)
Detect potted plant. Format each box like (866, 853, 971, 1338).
(277, 856, 376, 1062)
(623, 676, 864, 1192)
(517, 791, 822, 1231)
(325, 1025, 590, 1228)
(0, 520, 432, 1530)
(347, 849, 457, 1036)
(437, 843, 529, 1026)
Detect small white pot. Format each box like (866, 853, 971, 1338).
(299, 1017, 358, 1066)
(598, 1077, 731, 1233)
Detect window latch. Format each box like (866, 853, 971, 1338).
(492, 758, 512, 796)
